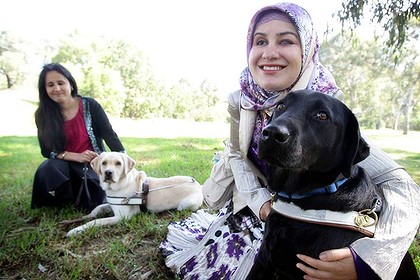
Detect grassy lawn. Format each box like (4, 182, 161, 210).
(363, 129, 420, 184)
(0, 132, 418, 279)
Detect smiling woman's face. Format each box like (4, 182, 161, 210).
(248, 20, 302, 91)
(45, 71, 73, 104)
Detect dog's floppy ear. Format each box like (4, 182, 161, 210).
(341, 110, 370, 178)
(90, 156, 102, 174)
(123, 153, 136, 175)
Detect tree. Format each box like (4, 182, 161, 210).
(337, 0, 419, 52)
(393, 48, 419, 134)
(321, 33, 384, 128)
(40, 31, 224, 121)
(320, 31, 419, 131)
(53, 33, 133, 117)
(101, 39, 163, 119)
(0, 31, 27, 88)
(191, 79, 221, 122)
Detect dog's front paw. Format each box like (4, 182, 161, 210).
(66, 226, 85, 237)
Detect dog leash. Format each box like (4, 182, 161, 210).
(75, 162, 92, 210)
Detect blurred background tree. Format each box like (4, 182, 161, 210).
(337, 0, 419, 53)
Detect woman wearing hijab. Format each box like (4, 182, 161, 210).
(160, 3, 420, 280)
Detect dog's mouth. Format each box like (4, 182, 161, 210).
(104, 170, 115, 182)
(260, 153, 287, 168)
(258, 138, 289, 166)
(259, 139, 307, 170)
(104, 178, 116, 184)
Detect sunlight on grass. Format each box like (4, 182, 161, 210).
(0, 151, 8, 157)
(130, 143, 159, 153)
(363, 129, 420, 153)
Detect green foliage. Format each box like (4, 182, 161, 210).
(338, 0, 420, 52)
(80, 65, 125, 116)
(410, 113, 420, 131)
(0, 31, 27, 88)
(193, 80, 222, 122)
(53, 35, 128, 117)
(320, 31, 419, 131)
(101, 40, 162, 119)
(50, 32, 224, 122)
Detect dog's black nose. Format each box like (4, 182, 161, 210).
(105, 170, 112, 179)
(261, 124, 290, 143)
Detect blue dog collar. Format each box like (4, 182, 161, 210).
(276, 178, 348, 200)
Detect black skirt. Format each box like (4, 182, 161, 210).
(31, 159, 106, 212)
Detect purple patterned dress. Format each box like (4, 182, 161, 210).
(160, 201, 264, 279)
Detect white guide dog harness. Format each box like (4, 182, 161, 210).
(106, 177, 196, 209)
(271, 178, 382, 238)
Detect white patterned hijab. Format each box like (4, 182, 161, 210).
(240, 2, 342, 111)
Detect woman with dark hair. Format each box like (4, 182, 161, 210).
(32, 63, 125, 212)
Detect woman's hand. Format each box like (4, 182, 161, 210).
(75, 150, 98, 163)
(296, 248, 357, 280)
(259, 201, 272, 221)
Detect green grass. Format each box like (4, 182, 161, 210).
(365, 130, 420, 184)
(0, 136, 223, 279)
(0, 134, 419, 279)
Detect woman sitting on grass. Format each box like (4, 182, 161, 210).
(31, 63, 125, 212)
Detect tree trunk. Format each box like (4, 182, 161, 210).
(393, 112, 400, 130)
(403, 88, 414, 135)
(6, 73, 12, 88)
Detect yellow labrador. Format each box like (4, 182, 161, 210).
(64, 152, 203, 237)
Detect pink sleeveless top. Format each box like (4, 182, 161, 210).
(63, 100, 94, 153)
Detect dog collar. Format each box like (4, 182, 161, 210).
(271, 199, 378, 237)
(276, 178, 348, 200)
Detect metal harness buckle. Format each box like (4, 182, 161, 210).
(354, 208, 378, 228)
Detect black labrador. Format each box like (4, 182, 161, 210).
(246, 90, 418, 280)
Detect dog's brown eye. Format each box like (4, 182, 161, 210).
(115, 161, 121, 166)
(277, 102, 286, 110)
(102, 161, 107, 165)
(316, 112, 329, 120)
